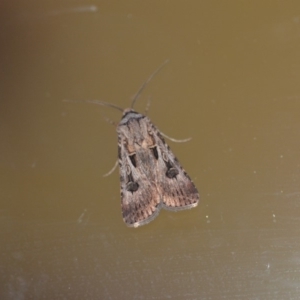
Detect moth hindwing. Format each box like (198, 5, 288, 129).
(118, 108, 199, 227)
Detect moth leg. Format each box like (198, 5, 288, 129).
(103, 160, 118, 177)
(160, 131, 192, 143)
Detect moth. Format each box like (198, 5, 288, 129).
(65, 60, 199, 227)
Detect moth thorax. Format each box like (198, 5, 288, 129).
(141, 140, 148, 149)
(123, 108, 134, 116)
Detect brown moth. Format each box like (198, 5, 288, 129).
(117, 108, 199, 227)
(65, 60, 199, 227)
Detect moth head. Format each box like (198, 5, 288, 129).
(123, 108, 135, 116)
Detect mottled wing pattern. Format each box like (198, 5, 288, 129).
(118, 131, 161, 227)
(146, 118, 200, 211)
(117, 111, 199, 228)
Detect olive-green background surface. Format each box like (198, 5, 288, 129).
(2, 2, 300, 299)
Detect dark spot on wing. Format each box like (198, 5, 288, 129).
(129, 154, 137, 167)
(151, 146, 159, 160)
(126, 181, 139, 192)
(166, 167, 179, 179)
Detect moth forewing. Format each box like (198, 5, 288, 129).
(148, 119, 199, 210)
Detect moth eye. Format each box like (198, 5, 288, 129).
(126, 181, 139, 192)
(166, 167, 179, 179)
(151, 146, 159, 160)
(129, 154, 137, 168)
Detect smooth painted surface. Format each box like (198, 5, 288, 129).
(1, 2, 300, 299)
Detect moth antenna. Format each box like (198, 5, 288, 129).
(63, 99, 124, 112)
(131, 59, 170, 109)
